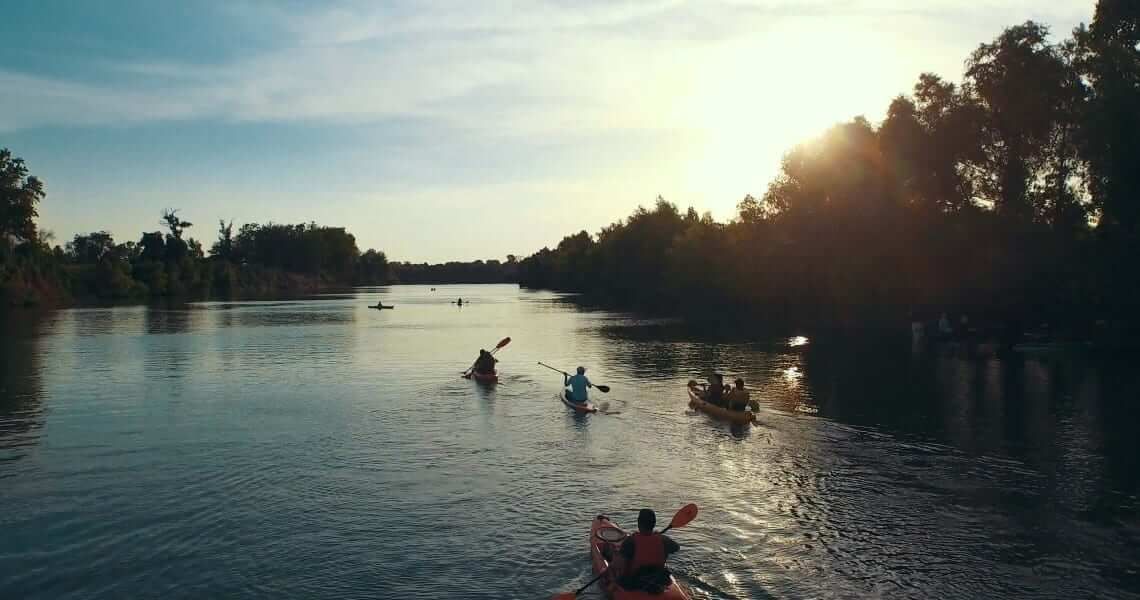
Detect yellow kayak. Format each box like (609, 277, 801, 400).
(687, 386, 756, 425)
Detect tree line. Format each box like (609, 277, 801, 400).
(1, 160, 394, 303)
(519, 5, 1139, 336)
(2, 146, 521, 305)
(389, 258, 518, 284)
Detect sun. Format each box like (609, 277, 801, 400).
(678, 18, 905, 215)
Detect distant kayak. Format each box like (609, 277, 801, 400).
(687, 387, 755, 425)
(464, 370, 498, 384)
(369, 304, 395, 309)
(590, 515, 690, 599)
(559, 389, 597, 414)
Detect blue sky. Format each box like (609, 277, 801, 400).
(2, 1, 1094, 261)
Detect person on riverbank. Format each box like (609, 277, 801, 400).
(726, 378, 751, 412)
(473, 349, 496, 374)
(564, 366, 592, 403)
(618, 509, 681, 592)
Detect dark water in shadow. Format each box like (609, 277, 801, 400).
(1, 285, 1137, 599)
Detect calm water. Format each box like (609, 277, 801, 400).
(2, 285, 1138, 599)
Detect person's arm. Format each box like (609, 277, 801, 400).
(586, 376, 593, 389)
(564, 374, 570, 387)
(663, 534, 680, 555)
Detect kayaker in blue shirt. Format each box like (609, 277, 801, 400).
(564, 366, 592, 403)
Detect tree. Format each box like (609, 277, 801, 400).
(161, 209, 193, 240)
(138, 232, 166, 262)
(964, 22, 1084, 222)
(67, 231, 116, 264)
(1074, 0, 1140, 233)
(356, 249, 390, 285)
(0, 148, 45, 241)
(211, 220, 234, 260)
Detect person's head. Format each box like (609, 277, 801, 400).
(637, 509, 656, 533)
(734, 378, 745, 390)
(479, 349, 488, 356)
(577, 366, 586, 375)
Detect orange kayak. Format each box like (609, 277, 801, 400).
(589, 515, 689, 600)
(560, 389, 597, 413)
(464, 370, 498, 383)
(687, 387, 755, 425)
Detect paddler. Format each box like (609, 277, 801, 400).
(618, 509, 681, 590)
(472, 349, 497, 374)
(705, 373, 727, 407)
(726, 377, 751, 412)
(563, 366, 592, 404)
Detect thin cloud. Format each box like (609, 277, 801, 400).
(0, 0, 1093, 134)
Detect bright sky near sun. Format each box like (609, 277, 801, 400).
(1, 1, 1094, 261)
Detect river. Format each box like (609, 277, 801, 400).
(1, 284, 1137, 599)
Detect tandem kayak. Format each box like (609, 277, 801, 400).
(559, 389, 597, 414)
(464, 370, 499, 383)
(590, 515, 690, 600)
(687, 387, 755, 425)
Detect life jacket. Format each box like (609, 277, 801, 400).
(627, 532, 667, 573)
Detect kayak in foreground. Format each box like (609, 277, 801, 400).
(687, 387, 755, 425)
(464, 371, 499, 383)
(589, 515, 690, 600)
(559, 389, 597, 414)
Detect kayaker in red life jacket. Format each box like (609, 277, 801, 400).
(618, 509, 681, 588)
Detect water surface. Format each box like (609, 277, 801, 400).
(2, 285, 1138, 598)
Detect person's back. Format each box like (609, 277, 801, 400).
(705, 374, 725, 407)
(566, 367, 591, 402)
(474, 350, 495, 374)
(727, 378, 750, 411)
(619, 509, 680, 592)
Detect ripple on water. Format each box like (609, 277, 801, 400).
(2, 287, 1139, 599)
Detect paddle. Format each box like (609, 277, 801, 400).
(551, 503, 699, 600)
(537, 361, 611, 393)
(463, 337, 511, 376)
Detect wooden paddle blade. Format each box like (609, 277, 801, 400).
(595, 385, 611, 393)
(669, 503, 699, 529)
(495, 337, 512, 349)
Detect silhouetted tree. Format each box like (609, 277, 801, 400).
(211, 220, 234, 260)
(67, 231, 116, 264)
(0, 149, 45, 242)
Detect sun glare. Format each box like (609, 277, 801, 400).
(680, 20, 902, 211)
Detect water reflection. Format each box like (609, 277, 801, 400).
(0, 311, 49, 465)
(2, 287, 1139, 598)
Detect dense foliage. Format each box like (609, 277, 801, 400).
(390, 258, 518, 284)
(520, 6, 1140, 333)
(1, 185, 393, 304)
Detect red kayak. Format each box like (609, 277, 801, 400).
(589, 516, 689, 599)
(560, 389, 597, 413)
(464, 370, 498, 383)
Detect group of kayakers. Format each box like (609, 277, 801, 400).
(463, 341, 691, 596)
(699, 373, 751, 412)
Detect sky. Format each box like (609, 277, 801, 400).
(1, 1, 1095, 262)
